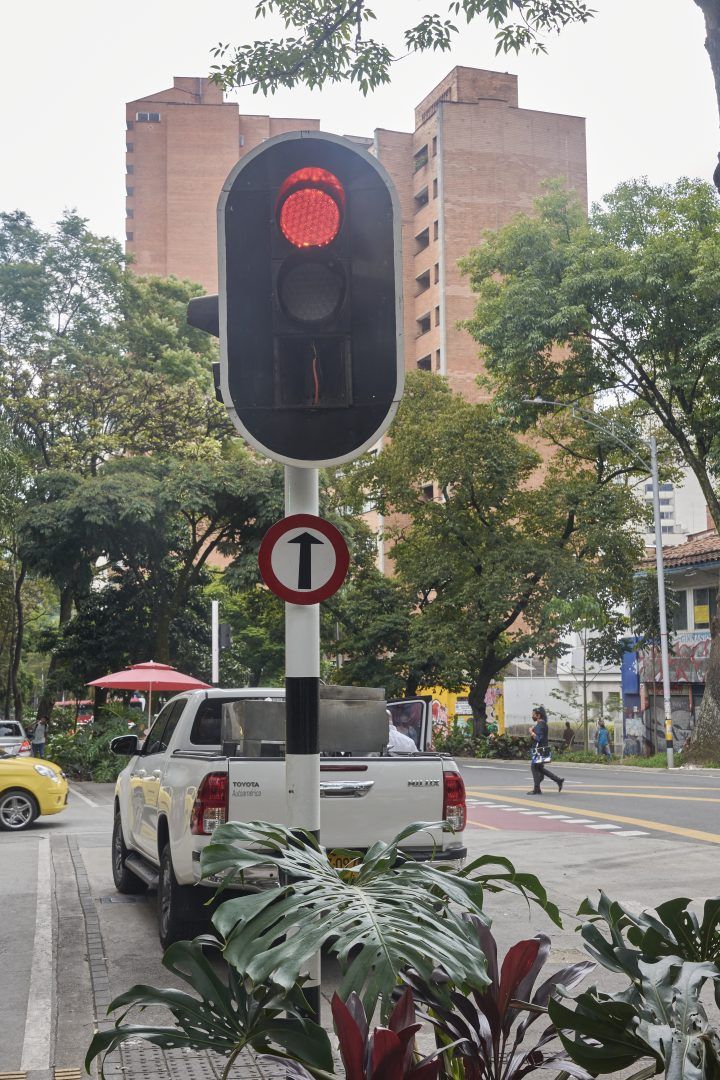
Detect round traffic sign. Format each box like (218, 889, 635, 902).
(258, 514, 350, 605)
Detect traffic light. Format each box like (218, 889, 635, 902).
(189, 132, 403, 467)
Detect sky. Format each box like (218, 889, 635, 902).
(0, 0, 717, 241)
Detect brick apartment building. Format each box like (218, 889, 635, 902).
(125, 67, 586, 398)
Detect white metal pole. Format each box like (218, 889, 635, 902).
(211, 600, 220, 685)
(284, 464, 321, 1017)
(650, 437, 674, 768)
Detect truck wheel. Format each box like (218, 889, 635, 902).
(0, 789, 39, 831)
(112, 813, 147, 894)
(158, 845, 205, 948)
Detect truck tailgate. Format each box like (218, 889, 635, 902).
(227, 757, 453, 851)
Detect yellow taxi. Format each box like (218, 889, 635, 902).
(0, 751, 69, 831)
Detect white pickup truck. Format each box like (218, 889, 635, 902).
(110, 686, 467, 947)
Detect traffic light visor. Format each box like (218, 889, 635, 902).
(276, 168, 345, 248)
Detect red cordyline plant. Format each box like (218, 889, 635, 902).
(332, 988, 442, 1080)
(403, 916, 595, 1080)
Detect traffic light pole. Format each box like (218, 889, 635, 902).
(284, 464, 321, 1019)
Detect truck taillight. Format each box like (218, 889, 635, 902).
(190, 772, 228, 835)
(443, 770, 466, 832)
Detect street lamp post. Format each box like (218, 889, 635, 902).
(522, 399, 674, 768)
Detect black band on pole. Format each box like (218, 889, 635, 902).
(286, 676, 319, 755)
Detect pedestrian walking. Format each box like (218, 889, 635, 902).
(595, 719, 612, 759)
(527, 706, 564, 794)
(31, 715, 48, 759)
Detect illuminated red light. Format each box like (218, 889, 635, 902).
(277, 168, 345, 248)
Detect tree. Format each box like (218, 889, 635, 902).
(209, 0, 594, 95)
(0, 210, 223, 717)
(19, 449, 284, 669)
(460, 177, 720, 760)
(342, 372, 645, 735)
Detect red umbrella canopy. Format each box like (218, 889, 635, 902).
(87, 661, 211, 693)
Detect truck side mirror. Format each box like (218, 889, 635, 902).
(110, 734, 141, 756)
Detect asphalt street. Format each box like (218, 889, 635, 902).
(1, 763, 718, 1080)
(459, 758, 720, 843)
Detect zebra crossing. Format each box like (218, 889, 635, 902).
(466, 799, 650, 837)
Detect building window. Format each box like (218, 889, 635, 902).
(417, 355, 432, 371)
(421, 484, 434, 501)
(415, 227, 430, 253)
(693, 587, 717, 629)
(126, 120, 134, 131)
(136, 111, 161, 122)
(415, 270, 430, 296)
(417, 313, 431, 336)
(433, 220, 439, 240)
(126, 142, 134, 153)
(239, 134, 245, 147)
(435, 349, 441, 369)
(126, 164, 134, 175)
(659, 511, 673, 519)
(434, 306, 440, 327)
(127, 208, 134, 219)
(126, 231, 134, 241)
(413, 145, 428, 172)
(434, 263, 439, 283)
(671, 590, 688, 631)
(432, 136, 437, 157)
(126, 186, 134, 196)
(414, 186, 429, 209)
(432, 178, 438, 199)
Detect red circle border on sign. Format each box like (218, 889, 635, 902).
(258, 513, 350, 605)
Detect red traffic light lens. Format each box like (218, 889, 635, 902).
(277, 168, 345, 248)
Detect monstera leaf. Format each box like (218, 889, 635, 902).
(578, 892, 720, 1007)
(549, 956, 720, 1079)
(85, 937, 333, 1080)
(202, 821, 491, 1019)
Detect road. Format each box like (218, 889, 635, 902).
(1, 762, 718, 1079)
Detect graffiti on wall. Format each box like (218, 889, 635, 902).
(638, 632, 711, 686)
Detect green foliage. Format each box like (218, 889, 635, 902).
(46, 718, 130, 781)
(461, 176, 720, 759)
(577, 891, 720, 972)
(404, 918, 594, 1080)
(341, 372, 644, 717)
(631, 571, 680, 649)
(209, 1, 594, 96)
(619, 752, 676, 768)
(434, 730, 533, 760)
(548, 891, 720, 1077)
(201, 821, 560, 1020)
(554, 750, 610, 764)
(19, 451, 283, 668)
(85, 937, 333, 1080)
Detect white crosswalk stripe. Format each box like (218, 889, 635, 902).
(468, 799, 651, 839)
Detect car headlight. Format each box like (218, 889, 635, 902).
(34, 764, 60, 781)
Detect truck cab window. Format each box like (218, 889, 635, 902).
(143, 700, 185, 755)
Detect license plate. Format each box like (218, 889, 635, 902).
(328, 851, 360, 870)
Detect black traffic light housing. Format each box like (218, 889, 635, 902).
(190, 131, 403, 467)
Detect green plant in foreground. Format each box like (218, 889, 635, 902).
(85, 937, 333, 1080)
(404, 916, 595, 1080)
(546, 893, 720, 1078)
(201, 821, 560, 1020)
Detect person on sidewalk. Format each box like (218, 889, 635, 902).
(595, 719, 612, 759)
(31, 715, 48, 759)
(527, 706, 564, 795)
